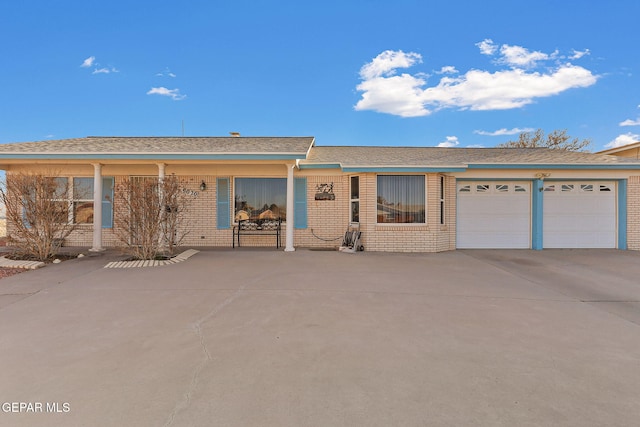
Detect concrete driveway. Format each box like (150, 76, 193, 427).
(0, 249, 639, 426)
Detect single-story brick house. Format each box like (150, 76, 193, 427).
(1, 136, 640, 252)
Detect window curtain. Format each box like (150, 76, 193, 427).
(377, 175, 425, 223)
(234, 178, 287, 221)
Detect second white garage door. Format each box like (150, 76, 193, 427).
(543, 181, 616, 248)
(457, 182, 531, 249)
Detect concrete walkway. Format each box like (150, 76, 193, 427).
(0, 249, 639, 426)
(0, 255, 45, 270)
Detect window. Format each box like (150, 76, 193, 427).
(73, 178, 94, 224)
(580, 184, 593, 192)
(377, 175, 425, 224)
(234, 178, 287, 222)
(599, 184, 612, 192)
(514, 185, 527, 192)
(458, 185, 471, 193)
(495, 184, 509, 192)
(43, 177, 113, 226)
(49, 177, 70, 221)
(439, 176, 445, 225)
(476, 184, 490, 193)
(350, 176, 360, 223)
(561, 184, 574, 192)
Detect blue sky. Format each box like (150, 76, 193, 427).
(1, 0, 639, 151)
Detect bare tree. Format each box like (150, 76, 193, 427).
(113, 175, 191, 260)
(498, 129, 592, 151)
(1, 172, 78, 261)
(160, 175, 191, 256)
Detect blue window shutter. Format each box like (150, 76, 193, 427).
(217, 178, 230, 229)
(294, 177, 307, 229)
(101, 177, 114, 228)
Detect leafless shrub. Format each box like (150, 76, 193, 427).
(0, 172, 78, 261)
(113, 175, 191, 260)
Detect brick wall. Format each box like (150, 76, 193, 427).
(356, 173, 456, 252)
(294, 175, 349, 249)
(628, 176, 640, 250)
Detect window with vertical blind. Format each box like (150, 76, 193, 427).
(376, 175, 425, 224)
(350, 176, 360, 223)
(439, 176, 445, 225)
(234, 178, 287, 221)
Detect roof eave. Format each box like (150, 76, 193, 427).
(596, 142, 640, 155)
(298, 162, 468, 172)
(0, 153, 308, 161)
(467, 163, 640, 170)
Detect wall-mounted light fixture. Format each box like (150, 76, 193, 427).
(200, 180, 207, 191)
(534, 172, 551, 180)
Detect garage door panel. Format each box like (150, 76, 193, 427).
(457, 232, 531, 249)
(543, 181, 616, 248)
(457, 182, 531, 249)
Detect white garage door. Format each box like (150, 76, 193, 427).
(457, 182, 531, 249)
(543, 182, 616, 248)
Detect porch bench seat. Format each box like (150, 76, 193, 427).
(232, 218, 282, 249)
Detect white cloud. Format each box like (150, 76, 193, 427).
(476, 39, 497, 56)
(498, 44, 550, 68)
(570, 49, 590, 60)
(437, 66, 458, 74)
(147, 87, 186, 101)
(359, 50, 422, 80)
(92, 67, 119, 74)
(605, 132, 640, 148)
(156, 68, 177, 78)
(478, 40, 560, 68)
(81, 56, 96, 68)
(474, 127, 535, 136)
(355, 44, 597, 117)
(356, 71, 430, 117)
(437, 136, 460, 147)
(620, 118, 640, 126)
(81, 56, 119, 75)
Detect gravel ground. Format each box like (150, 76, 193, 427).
(0, 267, 25, 280)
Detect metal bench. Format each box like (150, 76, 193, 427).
(232, 218, 282, 248)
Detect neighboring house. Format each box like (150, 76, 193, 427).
(598, 141, 640, 159)
(1, 136, 640, 252)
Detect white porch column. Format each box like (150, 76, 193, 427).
(157, 163, 166, 182)
(90, 163, 104, 252)
(285, 163, 295, 252)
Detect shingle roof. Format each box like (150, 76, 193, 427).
(300, 146, 640, 169)
(0, 136, 315, 155)
(2, 137, 640, 169)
